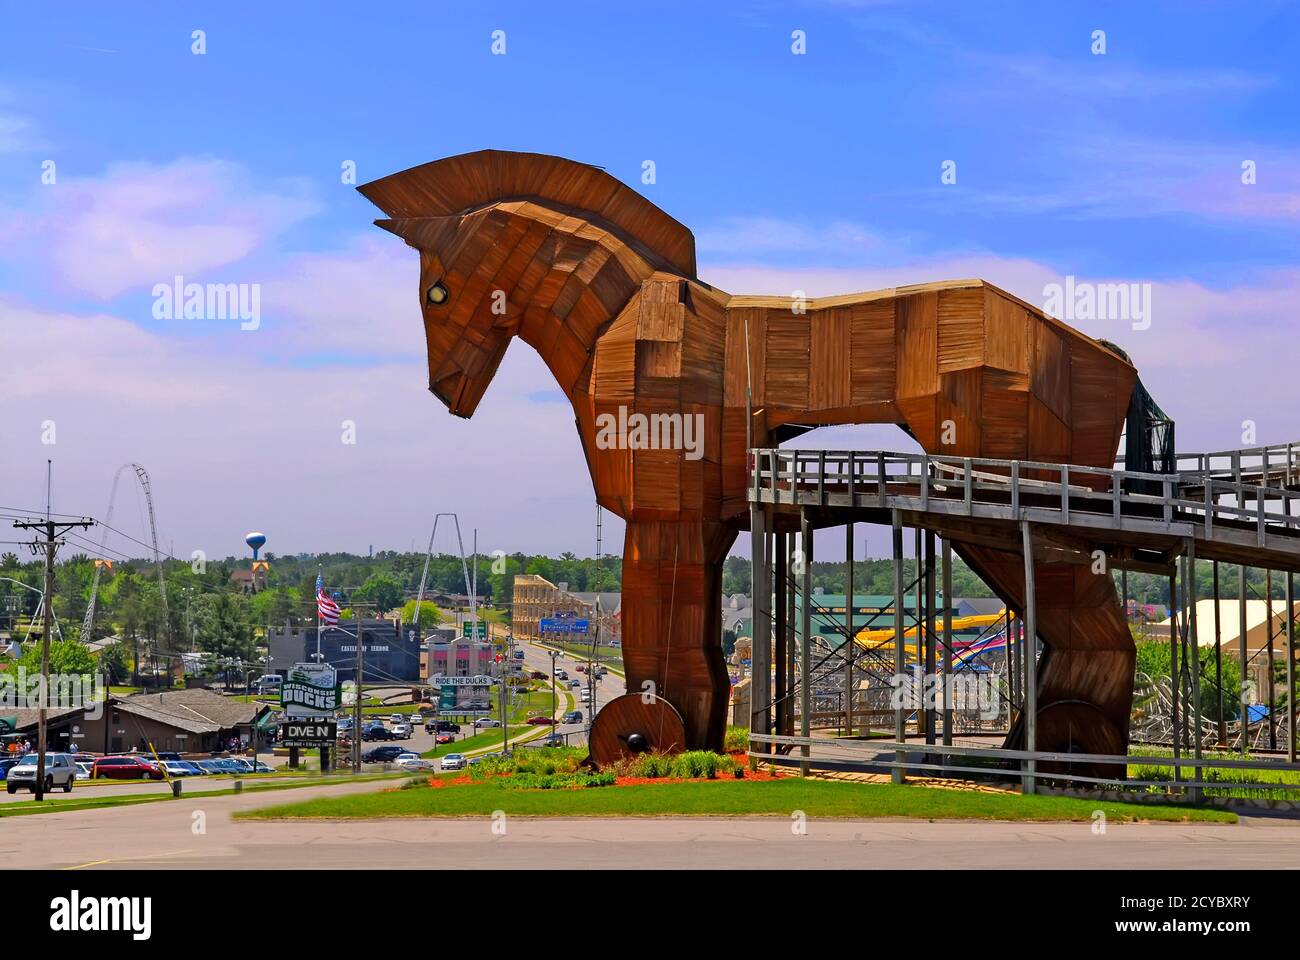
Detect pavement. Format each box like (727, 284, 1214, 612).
(7, 774, 1299, 869)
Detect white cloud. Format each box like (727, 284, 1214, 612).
(2, 157, 318, 298)
(0, 296, 607, 558)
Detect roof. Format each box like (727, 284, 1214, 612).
(112, 689, 268, 734)
(1159, 599, 1300, 651)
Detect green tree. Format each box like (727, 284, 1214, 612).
(17, 636, 98, 675)
(353, 572, 404, 613)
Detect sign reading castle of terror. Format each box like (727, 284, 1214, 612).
(280, 663, 340, 719)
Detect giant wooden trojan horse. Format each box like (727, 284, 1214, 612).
(361, 150, 1139, 766)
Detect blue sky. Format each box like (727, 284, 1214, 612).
(0, 1, 1297, 560)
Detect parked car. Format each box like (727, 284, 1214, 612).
(474, 717, 502, 728)
(194, 759, 223, 775)
(74, 762, 93, 781)
(562, 710, 583, 724)
(395, 754, 436, 772)
(160, 760, 200, 777)
(526, 715, 556, 725)
(439, 753, 467, 771)
(204, 758, 246, 775)
(0, 757, 22, 781)
(361, 745, 410, 763)
(425, 720, 460, 734)
(251, 761, 275, 773)
(391, 723, 412, 739)
(91, 755, 163, 781)
(7, 753, 76, 793)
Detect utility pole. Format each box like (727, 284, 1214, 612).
(12, 466, 93, 803)
(352, 618, 364, 773)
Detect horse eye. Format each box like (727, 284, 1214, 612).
(426, 281, 449, 306)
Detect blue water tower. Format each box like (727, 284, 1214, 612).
(245, 531, 267, 560)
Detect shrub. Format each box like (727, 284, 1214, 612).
(724, 725, 749, 752)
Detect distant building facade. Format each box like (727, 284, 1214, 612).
(267, 618, 422, 683)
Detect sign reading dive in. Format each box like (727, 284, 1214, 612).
(279, 721, 336, 748)
(280, 663, 340, 719)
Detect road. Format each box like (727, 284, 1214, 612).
(515, 635, 626, 746)
(7, 776, 1298, 869)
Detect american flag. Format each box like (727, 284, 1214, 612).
(316, 573, 340, 626)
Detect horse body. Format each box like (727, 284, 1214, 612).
(362, 151, 1139, 766)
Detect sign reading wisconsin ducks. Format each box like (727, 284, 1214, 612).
(280, 663, 340, 719)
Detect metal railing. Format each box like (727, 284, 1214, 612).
(1117, 439, 1300, 489)
(749, 731, 1300, 797)
(749, 448, 1300, 559)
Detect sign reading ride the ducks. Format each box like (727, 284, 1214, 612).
(280, 663, 340, 719)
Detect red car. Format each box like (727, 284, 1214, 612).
(435, 733, 454, 744)
(91, 755, 164, 780)
(526, 715, 557, 725)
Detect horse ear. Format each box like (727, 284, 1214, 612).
(373, 217, 459, 251)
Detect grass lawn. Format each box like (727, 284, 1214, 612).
(0, 772, 405, 818)
(238, 775, 1235, 823)
(1129, 748, 1300, 800)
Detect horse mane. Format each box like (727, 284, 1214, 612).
(357, 149, 697, 279)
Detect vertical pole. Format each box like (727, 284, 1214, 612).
(942, 537, 953, 747)
(1239, 561, 1249, 754)
(1170, 563, 1181, 783)
(749, 505, 771, 755)
(36, 527, 55, 802)
(352, 620, 363, 773)
(1121, 567, 1129, 624)
(785, 536, 796, 736)
(774, 531, 788, 739)
(1287, 562, 1296, 763)
(1266, 569, 1277, 750)
(1020, 521, 1037, 795)
(1213, 561, 1226, 746)
(1187, 544, 1202, 802)
(914, 527, 924, 737)
(799, 509, 813, 776)
(844, 522, 854, 738)
(892, 510, 906, 783)
(924, 529, 937, 746)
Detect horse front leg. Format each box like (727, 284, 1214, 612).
(588, 520, 735, 763)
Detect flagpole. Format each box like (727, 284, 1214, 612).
(315, 567, 323, 663)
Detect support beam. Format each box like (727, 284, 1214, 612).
(1240, 560, 1249, 755)
(1020, 520, 1037, 795)
(1213, 561, 1226, 747)
(799, 508, 813, 776)
(774, 531, 788, 742)
(844, 521, 855, 738)
(924, 529, 937, 745)
(1288, 561, 1296, 763)
(1170, 564, 1181, 784)
(749, 503, 771, 755)
(1187, 542, 1202, 803)
(942, 537, 954, 747)
(892, 509, 906, 783)
(1267, 569, 1277, 751)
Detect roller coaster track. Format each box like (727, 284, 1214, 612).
(79, 463, 169, 645)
